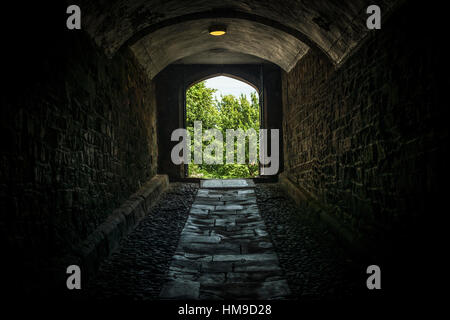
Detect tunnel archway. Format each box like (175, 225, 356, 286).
(184, 75, 262, 178)
(155, 62, 282, 180)
(186, 73, 260, 93)
(184, 70, 263, 141)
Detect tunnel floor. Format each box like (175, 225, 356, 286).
(87, 180, 362, 300)
(160, 180, 290, 299)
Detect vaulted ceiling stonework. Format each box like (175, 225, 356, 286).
(130, 18, 310, 78)
(80, 0, 402, 79)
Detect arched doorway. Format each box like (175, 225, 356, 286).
(185, 75, 261, 178)
(155, 63, 283, 179)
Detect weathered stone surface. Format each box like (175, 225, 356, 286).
(191, 204, 216, 211)
(201, 261, 233, 273)
(233, 260, 283, 273)
(85, 183, 198, 300)
(179, 235, 222, 244)
(170, 259, 202, 273)
(159, 180, 291, 300)
(79, 0, 402, 76)
(226, 272, 284, 283)
(255, 184, 364, 300)
(1, 29, 159, 296)
(80, 182, 372, 301)
(181, 243, 241, 255)
(201, 179, 255, 188)
(160, 280, 200, 300)
(213, 253, 277, 262)
(173, 253, 213, 262)
(281, 3, 448, 254)
(215, 204, 244, 211)
(199, 279, 290, 300)
(240, 241, 273, 254)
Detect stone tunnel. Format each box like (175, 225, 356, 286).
(0, 0, 448, 307)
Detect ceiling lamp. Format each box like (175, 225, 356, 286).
(209, 25, 227, 36)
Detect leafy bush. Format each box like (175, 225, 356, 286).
(186, 81, 260, 178)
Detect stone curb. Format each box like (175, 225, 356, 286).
(72, 174, 169, 283)
(278, 172, 367, 257)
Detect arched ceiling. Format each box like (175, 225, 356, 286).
(80, 0, 402, 79)
(173, 49, 268, 65)
(130, 18, 309, 78)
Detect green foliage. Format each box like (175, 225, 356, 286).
(186, 81, 260, 178)
(186, 82, 219, 130)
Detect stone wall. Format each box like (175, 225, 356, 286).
(281, 2, 448, 254)
(0, 27, 158, 294)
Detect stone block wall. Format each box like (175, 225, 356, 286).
(281, 2, 448, 253)
(0, 28, 158, 294)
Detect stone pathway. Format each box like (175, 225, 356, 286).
(159, 179, 291, 300)
(86, 181, 361, 301)
(200, 179, 255, 188)
(86, 183, 198, 300)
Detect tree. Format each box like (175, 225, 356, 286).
(186, 82, 219, 130)
(217, 93, 260, 176)
(186, 81, 260, 178)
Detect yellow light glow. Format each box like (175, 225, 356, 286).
(209, 25, 227, 36)
(209, 30, 226, 36)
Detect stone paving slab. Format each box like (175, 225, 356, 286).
(200, 179, 255, 189)
(198, 280, 290, 300)
(159, 280, 200, 299)
(160, 179, 291, 300)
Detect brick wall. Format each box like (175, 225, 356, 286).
(0, 29, 158, 293)
(281, 2, 448, 252)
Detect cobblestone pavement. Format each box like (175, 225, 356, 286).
(86, 181, 364, 301)
(255, 183, 365, 301)
(160, 180, 290, 300)
(86, 183, 198, 300)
